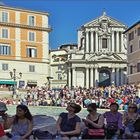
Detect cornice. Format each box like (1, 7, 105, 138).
(0, 22, 52, 32)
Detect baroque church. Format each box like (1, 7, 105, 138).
(50, 12, 128, 88)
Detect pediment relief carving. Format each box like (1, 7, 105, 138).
(84, 13, 126, 29)
(87, 53, 124, 62)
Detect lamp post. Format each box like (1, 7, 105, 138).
(9, 68, 22, 97)
(46, 76, 53, 89)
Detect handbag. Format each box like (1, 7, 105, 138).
(88, 128, 105, 136)
(134, 117, 140, 132)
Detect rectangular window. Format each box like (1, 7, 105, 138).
(2, 12, 8, 22)
(29, 65, 35, 72)
(130, 66, 133, 74)
(138, 27, 140, 36)
(129, 31, 134, 41)
(129, 45, 133, 53)
(0, 44, 11, 55)
(28, 32, 35, 41)
(102, 38, 107, 48)
(58, 73, 62, 80)
(29, 16, 35, 26)
(137, 63, 140, 72)
(2, 29, 8, 38)
(2, 63, 8, 71)
(26, 48, 37, 58)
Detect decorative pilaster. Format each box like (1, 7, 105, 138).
(91, 31, 94, 52)
(95, 67, 99, 87)
(111, 68, 115, 85)
(95, 32, 98, 52)
(68, 67, 71, 88)
(90, 67, 93, 87)
(111, 31, 114, 52)
(72, 67, 76, 87)
(116, 31, 119, 52)
(116, 68, 120, 86)
(86, 67, 89, 89)
(86, 31, 89, 53)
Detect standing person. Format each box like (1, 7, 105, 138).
(0, 102, 8, 139)
(4, 104, 33, 140)
(104, 102, 124, 139)
(56, 102, 81, 140)
(82, 103, 105, 139)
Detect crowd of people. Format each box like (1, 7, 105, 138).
(0, 101, 140, 139)
(1, 84, 140, 111)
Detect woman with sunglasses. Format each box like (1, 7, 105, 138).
(82, 103, 105, 139)
(56, 102, 81, 140)
(123, 103, 140, 139)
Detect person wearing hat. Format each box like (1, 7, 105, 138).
(0, 102, 8, 139)
(56, 102, 82, 140)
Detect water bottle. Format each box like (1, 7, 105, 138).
(55, 132, 61, 140)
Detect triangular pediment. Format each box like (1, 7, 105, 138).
(88, 53, 124, 61)
(83, 12, 127, 28)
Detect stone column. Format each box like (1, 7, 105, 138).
(95, 67, 99, 87)
(86, 67, 89, 89)
(111, 68, 115, 85)
(86, 31, 89, 53)
(120, 68, 124, 85)
(72, 67, 76, 88)
(116, 68, 120, 86)
(116, 31, 119, 52)
(68, 67, 71, 88)
(95, 32, 98, 52)
(91, 31, 94, 52)
(90, 67, 93, 88)
(121, 33, 124, 52)
(111, 31, 114, 52)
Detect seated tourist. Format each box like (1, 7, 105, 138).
(4, 104, 33, 140)
(0, 102, 8, 140)
(82, 103, 105, 139)
(123, 103, 140, 139)
(104, 102, 124, 139)
(56, 102, 81, 140)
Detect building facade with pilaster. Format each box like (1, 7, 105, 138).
(67, 12, 128, 88)
(0, 4, 51, 88)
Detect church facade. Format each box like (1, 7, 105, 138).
(67, 12, 128, 88)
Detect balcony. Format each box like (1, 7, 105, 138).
(0, 21, 52, 32)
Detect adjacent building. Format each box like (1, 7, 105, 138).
(0, 4, 51, 88)
(124, 20, 140, 84)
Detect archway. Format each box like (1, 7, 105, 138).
(98, 69, 111, 87)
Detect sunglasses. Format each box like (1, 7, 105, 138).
(129, 107, 136, 109)
(87, 109, 92, 112)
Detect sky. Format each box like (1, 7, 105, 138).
(2, 0, 140, 49)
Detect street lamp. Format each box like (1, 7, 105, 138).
(9, 68, 22, 97)
(46, 76, 53, 89)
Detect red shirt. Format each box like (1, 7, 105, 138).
(0, 124, 5, 137)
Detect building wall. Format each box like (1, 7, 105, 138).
(126, 22, 140, 84)
(0, 5, 51, 88)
